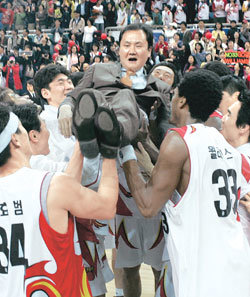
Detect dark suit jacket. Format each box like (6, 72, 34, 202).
(67, 62, 171, 116)
(76, 2, 91, 21)
(62, 62, 172, 146)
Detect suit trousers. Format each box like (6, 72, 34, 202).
(74, 88, 142, 146)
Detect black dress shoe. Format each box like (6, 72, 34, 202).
(94, 105, 121, 159)
(73, 91, 99, 159)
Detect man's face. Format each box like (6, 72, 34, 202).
(119, 30, 152, 73)
(37, 119, 50, 155)
(169, 87, 182, 126)
(198, 21, 204, 29)
(219, 91, 238, 116)
(83, 63, 89, 71)
(221, 101, 241, 147)
(17, 121, 33, 158)
(42, 74, 74, 107)
(27, 83, 34, 92)
(180, 24, 185, 31)
(151, 66, 174, 87)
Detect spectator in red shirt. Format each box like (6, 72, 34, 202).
(2, 56, 23, 95)
(155, 34, 169, 58)
(0, 2, 14, 31)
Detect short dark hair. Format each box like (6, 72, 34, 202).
(88, 17, 94, 25)
(178, 69, 222, 122)
(119, 23, 153, 49)
(27, 79, 34, 86)
(203, 61, 232, 77)
(34, 64, 69, 100)
(69, 72, 85, 87)
(180, 21, 187, 27)
(237, 90, 250, 141)
(0, 88, 15, 105)
(0, 104, 20, 167)
(104, 54, 113, 61)
(215, 22, 223, 30)
(12, 103, 41, 133)
(221, 75, 246, 95)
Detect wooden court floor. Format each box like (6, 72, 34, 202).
(105, 249, 155, 297)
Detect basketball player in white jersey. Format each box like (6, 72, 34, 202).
(10, 103, 117, 297)
(220, 90, 250, 244)
(0, 104, 119, 297)
(202, 63, 247, 131)
(122, 69, 250, 297)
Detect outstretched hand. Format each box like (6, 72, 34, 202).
(58, 105, 73, 138)
(240, 193, 250, 214)
(135, 141, 154, 176)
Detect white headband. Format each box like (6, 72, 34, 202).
(0, 112, 19, 153)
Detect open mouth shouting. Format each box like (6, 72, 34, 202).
(128, 57, 138, 62)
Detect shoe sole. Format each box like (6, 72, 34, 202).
(74, 93, 97, 126)
(73, 92, 99, 159)
(95, 107, 120, 159)
(97, 110, 114, 131)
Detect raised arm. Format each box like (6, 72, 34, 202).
(47, 158, 118, 233)
(64, 141, 83, 182)
(123, 131, 188, 217)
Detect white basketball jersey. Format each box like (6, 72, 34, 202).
(163, 124, 250, 297)
(237, 143, 250, 245)
(0, 167, 90, 297)
(0, 168, 48, 297)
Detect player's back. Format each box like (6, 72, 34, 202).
(164, 124, 250, 297)
(0, 167, 48, 297)
(0, 167, 91, 297)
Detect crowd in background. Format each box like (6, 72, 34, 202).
(1, 0, 250, 97)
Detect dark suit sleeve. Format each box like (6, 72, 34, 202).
(152, 79, 173, 146)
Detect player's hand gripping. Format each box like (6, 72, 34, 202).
(240, 193, 250, 214)
(58, 104, 73, 138)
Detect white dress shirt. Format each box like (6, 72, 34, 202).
(121, 67, 147, 89)
(40, 105, 75, 162)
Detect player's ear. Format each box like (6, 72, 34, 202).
(239, 123, 250, 137)
(41, 88, 50, 100)
(11, 133, 21, 148)
(28, 130, 39, 144)
(179, 96, 186, 108)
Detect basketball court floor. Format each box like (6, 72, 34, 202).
(105, 249, 155, 297)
